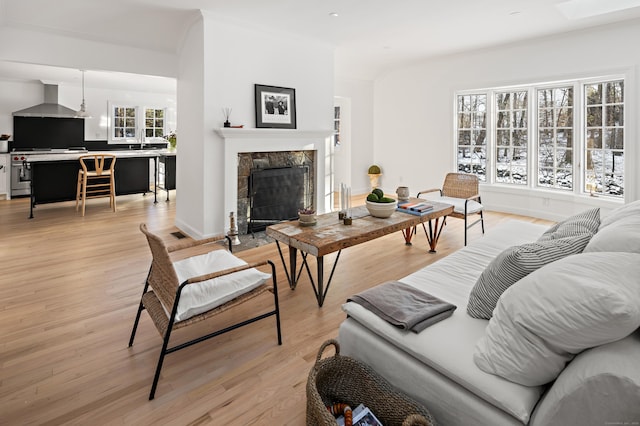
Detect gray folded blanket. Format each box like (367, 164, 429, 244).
(348, 281, 457, 333)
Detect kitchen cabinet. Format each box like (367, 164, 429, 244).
(0, 154, 8, 198)
(31, 157, 151, 204)
(158, 155, 176, 190)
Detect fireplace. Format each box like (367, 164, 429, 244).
(216, 128, 333, 235)
(238, 151, 315, 233)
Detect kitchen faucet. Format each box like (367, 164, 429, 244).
(139, 131, 146, 149)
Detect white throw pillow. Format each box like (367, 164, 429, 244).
(538, 208, 600, 240)
(171, 249, 271, 321)
(584, 214, 640, 253)
(474, 252, 640, 386)
(599, 199, 640, 229)
(467, 234, 593, 319)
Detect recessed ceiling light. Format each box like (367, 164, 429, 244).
(509, 11, 521, 16)
(329, 12, 339, 17)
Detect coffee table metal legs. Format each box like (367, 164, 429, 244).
(274, 241, 342, 307)
(419, 216, 448, 253)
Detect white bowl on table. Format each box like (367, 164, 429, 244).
(365, 200, 398, 218)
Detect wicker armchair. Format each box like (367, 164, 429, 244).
(129, 224, 282, 400)
(417, 173, 484, 245)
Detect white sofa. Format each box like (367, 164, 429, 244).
(339, 203, 640, 425)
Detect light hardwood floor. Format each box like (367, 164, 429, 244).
(0, 193, 552, 425)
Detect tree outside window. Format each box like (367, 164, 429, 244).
(585, 80, 624, 196)
(496, 91, 528, 185)
(456, 94, 487, 181)
(537, 87, 573, 191)
(454, 76, 624, 199)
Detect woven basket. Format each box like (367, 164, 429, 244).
(306, 339, 436, 426)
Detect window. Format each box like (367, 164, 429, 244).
(454, 76, 624, 198)
(109, 103, 168, 143)
(537, 86, 573, 190)
(585, 80, 624, 196)
(456, 94, 487, 181)
(495, 91, 528, 185)
(145, 108, 166, 138)
(112, 106, 137, 140)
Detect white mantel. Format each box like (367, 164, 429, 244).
(215, 128, 334, 225)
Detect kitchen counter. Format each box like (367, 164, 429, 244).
(24, 149, 176, 218)
(24, 149, 176, 163)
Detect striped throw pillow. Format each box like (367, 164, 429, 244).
(467, 234, 593, 319)
(538, 208, 600, 241)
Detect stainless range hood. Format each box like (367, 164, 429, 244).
(12, 84, 80, 118)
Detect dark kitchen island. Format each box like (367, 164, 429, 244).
(25, 150, 175, 218)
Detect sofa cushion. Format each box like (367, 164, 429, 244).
(599, 199, 640, 229)
(529, 330, 640, 426)
(537, 207, 600, 240)
(171, 249, 271, 321)
(466, 234, 592, 319)
(474, 252, 640, 386)
(584, 214, 640, 253)
(342, 220, 550, 424)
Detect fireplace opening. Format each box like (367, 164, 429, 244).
(248, 166, 310, 233)
(237, 150, 315, 234)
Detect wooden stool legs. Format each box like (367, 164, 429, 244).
(75, 155, 117, 216)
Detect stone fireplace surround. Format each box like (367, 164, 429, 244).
(216, 128, 333, 234)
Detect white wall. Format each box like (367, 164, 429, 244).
(334, 79, 374, 195)
(0, 79, 176, 142)
(373, 20, 640, 220)
(0, 26, 176, 78)
(175, 12, 334, 238)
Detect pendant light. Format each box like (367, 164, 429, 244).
(76, 70, 92, 118)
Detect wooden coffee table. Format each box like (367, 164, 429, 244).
(265, 199, 453, 306)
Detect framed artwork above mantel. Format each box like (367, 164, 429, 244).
(254, 84, 297, 129)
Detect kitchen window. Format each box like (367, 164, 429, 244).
(112, 106, 138, 140)
(144, 108, 166, 138)
(109, 102, 167, 143)
(454, 76, 625, 198)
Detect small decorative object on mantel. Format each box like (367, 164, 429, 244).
(298, 208, 317, 227)
(222, 107, 232, 127)
(255, 84, 297, 129)
(368, 165, 382, 190)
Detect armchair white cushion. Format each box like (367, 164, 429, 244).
(172, 250, 271, 321)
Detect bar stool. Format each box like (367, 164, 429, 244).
(76, 154, 117, 216)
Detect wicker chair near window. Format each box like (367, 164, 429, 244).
(417, 173, 484, 245)
(129, 224, 282, 400)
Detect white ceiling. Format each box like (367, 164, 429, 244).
(2, 0, 640, 89)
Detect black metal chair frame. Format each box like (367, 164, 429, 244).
(129, 231, 282, 400)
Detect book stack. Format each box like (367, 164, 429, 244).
(396, 201, 434, 216)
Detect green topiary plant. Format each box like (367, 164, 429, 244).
(368, 164, 381, 174)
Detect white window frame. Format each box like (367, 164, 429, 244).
(453, 74, 626, 199)
(108, 102, 168, 145)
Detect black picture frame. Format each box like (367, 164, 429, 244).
(254, 84, 296, 129)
